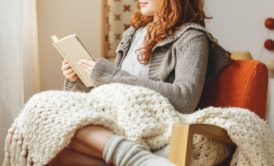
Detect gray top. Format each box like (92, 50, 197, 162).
(121, 26, 149, 77)
(64, 23, 230, 114)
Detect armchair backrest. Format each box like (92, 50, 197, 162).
(199, 60, 268, 119)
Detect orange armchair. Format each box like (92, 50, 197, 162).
(168, 60, 269, 165)
(199, 60, 268, 119)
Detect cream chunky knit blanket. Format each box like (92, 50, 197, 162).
(2, 83, 274, 166)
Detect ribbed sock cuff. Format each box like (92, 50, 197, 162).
(102, 135, 175, 166)
(102, 135, 126, 164)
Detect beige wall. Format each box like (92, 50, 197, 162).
(37, 0, 103, 91)
(205, 0, 274, 131)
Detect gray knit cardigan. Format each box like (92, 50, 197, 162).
(64, 23, 230, 114)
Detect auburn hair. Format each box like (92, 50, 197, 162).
(131, 0, 208, 64)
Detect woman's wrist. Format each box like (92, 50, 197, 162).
(90, 58, 119, 86)
(66, 78, 77, 84)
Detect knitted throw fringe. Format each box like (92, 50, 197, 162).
(2, 83, 274, 166)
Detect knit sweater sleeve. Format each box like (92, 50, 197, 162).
(63, 79, 92, 92)
(90, 34, 209, 114)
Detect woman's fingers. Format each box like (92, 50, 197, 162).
(69, 74, 78, 82)
(62, 59, 69, 65)
(61, 59, 79, 82)
(61, 63, 71, 71)
(78, 59, 96, 74)
(79, 63, 93, 73)
(80, 65, 92, 74)
(67, 71, 77, 78)
(64, 71, 77, 80)
(79, 59, 96, 67)
(62, 58, 97, 80)
(64, 72, 78, 82)
(61, 59, 72, 71)
(63, 68, 75, 75)
(71, 75, 79, 81)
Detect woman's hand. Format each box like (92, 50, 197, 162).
(61, 59, 79, 82)
(78, 59, 98, 74)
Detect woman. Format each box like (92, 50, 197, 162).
(54, 0, 230, 165)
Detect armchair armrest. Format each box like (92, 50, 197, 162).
(168, 123, 234, 166)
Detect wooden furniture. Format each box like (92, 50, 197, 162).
(168, 60, 268, 166)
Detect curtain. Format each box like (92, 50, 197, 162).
(104, 0, 137, 60)
(0, 0, 39, 162)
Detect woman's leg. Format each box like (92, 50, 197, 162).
(72, 125, 115, 157)
(49, 125, 112, 166)
(51, 125, 175, 166)
(49, 147, 106, 166)
(70, 125, 176, 166)
(69, 137, 102, 158)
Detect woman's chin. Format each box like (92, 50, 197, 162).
(140, 10, 154, 16)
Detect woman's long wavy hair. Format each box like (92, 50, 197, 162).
(131, 0, 208, 64)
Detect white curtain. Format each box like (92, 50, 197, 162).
(0, 0, 39, 162)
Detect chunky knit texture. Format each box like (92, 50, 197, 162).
(3, 83, 274, 166)
(64, 23, 231, 114)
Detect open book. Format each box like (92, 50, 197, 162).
(51, 34, 93, 87)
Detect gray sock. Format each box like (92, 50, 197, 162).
(103, 135, 175, 166)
